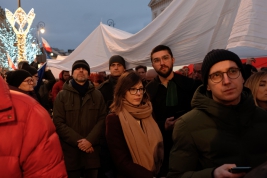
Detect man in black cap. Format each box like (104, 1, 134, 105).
(53, 59, 106, 178)
(98, 55, 126, 111)
(168, 49, 267, 178)
(97, 55, 126, 177)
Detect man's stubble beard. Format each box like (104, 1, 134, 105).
(73, 75, 88, 84)
(156, 64, 173, 78)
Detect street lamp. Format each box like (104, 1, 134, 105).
(107, 19, 115, 27)
(36, 21, 45, 48)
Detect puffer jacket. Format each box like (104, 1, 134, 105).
(53, 79, 106, 170)
(167, 85, 267, 178)
(51, 70, 65, 102)
(0, 77, 67, 177)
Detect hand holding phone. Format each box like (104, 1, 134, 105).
(229, 167, 251, 173)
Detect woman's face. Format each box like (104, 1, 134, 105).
(18, 77, 34, 91)
(256, 75, 267, 104)
(124, 81, 144, 106)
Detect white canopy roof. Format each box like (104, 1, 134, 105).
(47, 0, 267, 72)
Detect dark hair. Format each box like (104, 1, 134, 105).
(242, 64, 258, 81)
(110, 71, 149, 114)
(135, 65, 147, 72)
(150, 45, 173, 61)
(260, 67, 267, 72)
(17, 61, 29, 69)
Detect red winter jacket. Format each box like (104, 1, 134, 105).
(0, 77, 67, 178)
(51, 70, 65, 102)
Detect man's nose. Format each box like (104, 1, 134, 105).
(222, 73, 231, 84)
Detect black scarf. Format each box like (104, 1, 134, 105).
(109, 75, 119, 87)
(71, 79, 89, 97)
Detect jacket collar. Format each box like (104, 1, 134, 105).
(192, 85, 256, 126)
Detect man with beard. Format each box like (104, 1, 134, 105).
(53, 60, 106, 178)
(146, 45, 201, 177)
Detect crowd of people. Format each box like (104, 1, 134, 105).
(1, 45, 267, 178)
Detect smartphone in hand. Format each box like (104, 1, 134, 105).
(229, 167, 251, 173)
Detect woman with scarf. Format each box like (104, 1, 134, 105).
(106, 71, 164, 178)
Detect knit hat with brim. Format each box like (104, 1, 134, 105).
(109, 55, 126, 69)
(201, 49, 244, 89)
(6, 69, 32, 88)
(72, 59, 90, 74)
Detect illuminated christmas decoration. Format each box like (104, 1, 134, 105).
(5, 7, 35, 62)
(0, 20, 39, 69)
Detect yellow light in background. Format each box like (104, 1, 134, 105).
(5, 7, 35, 62)
(40, 28, 45, 33)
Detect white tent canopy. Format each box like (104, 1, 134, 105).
(47, 0, 267, 72)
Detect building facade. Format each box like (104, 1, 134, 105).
(148, 0, 173, 20)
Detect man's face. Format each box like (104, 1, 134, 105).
(72, 67, 89, 85)
(136, 68, 146, 80)
(193, 63, 202, 80)
(151, 50, 174, 78)
(207, 60, 244, 105)
(63, 71, 70, 81)
(110, 62, 125, 77)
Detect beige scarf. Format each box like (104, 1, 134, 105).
(118, 100, 164, 175)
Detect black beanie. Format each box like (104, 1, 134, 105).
(72, 59, 90, 74)
(22, 65, 38, 75)
(6, 69, 32, 88)
(109, 55, 126, 69)
(201, 49, 244, 88)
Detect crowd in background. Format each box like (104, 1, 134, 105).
(1, 45, 267, 178)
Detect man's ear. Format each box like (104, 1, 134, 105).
(207, 84, 211, 91)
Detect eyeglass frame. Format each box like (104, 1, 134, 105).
(208, 68, 241, 83)
(152, 54, 171, 64)
(23, 78, 34, 84)
(128, 87, 146, 95)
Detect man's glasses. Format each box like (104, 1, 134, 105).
(128, 87, 145, 95)
(209, 68, 240, 83)
(23, 78, 34, 84)
(152, 55, 171, 64)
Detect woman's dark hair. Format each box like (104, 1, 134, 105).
(110, 71, 149, 114)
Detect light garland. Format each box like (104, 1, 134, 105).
(0, 21, 39, 68)
(5, 7, 35, 62)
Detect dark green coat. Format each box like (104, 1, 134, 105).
(53, 80, 106, 170)
(168, 85, 267, 178)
